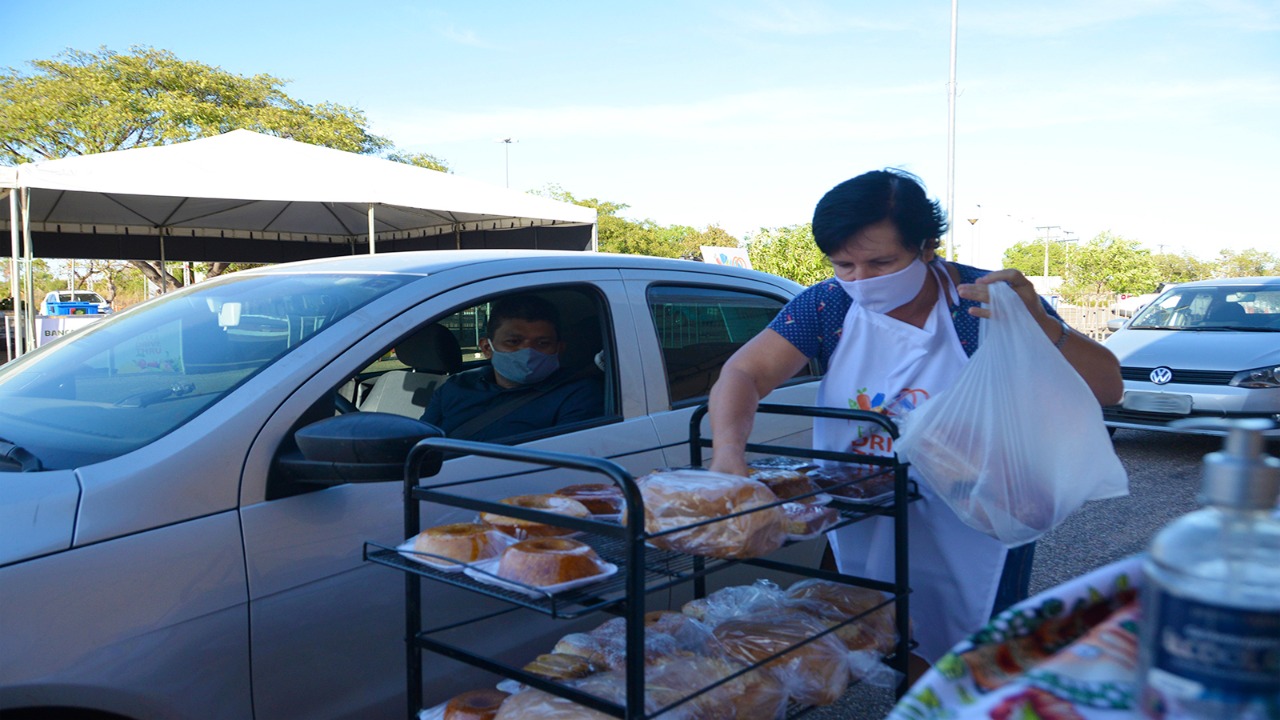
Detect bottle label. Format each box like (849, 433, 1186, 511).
(1144, 586, 1280, 709)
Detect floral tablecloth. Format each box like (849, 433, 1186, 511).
(889, 555, 1145, 720)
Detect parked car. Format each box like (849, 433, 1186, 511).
(0, 250, 823, 719)
(39, 289, 113, 315)
(1102, 276, 1280, 436)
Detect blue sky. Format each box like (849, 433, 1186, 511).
(3, 0, 1277, 269)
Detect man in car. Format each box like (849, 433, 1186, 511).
(421, 294, 604, 441)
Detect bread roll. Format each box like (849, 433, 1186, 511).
(480, 494, 591, 538)
(639, 470, 786, 559)
(443, 688, 509, 720)
(496, 537, 608, 587)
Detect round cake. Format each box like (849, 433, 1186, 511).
(554, 483, 625, 515)
(443, 688, 509, 720)
(480, 494, 591, 538)
(495, 537, 607, 587)
(412, 522, 507, 566)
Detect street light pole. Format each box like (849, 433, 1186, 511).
(1036, 225, 1061, 277)
(945, 0, 959, 261)
(495, 138, 517, 188)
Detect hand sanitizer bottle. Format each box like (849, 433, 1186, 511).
(1138, 418, 1280, 719)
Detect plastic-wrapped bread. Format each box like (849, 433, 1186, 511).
(571, 655, 786, 720)
(639, 470, 786, 559)
(784, 578, 899, 655)
(492, 688, 611, 720)
(711, 610, 850, 706)
(679, 579, 790, 627)
(806, 464, 895, 500)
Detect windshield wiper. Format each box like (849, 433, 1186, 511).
(115, 382, 197, 408)
(1218, 325, 1280, 332)
(0, 437, 43, 472)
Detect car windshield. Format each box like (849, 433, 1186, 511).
(1129, 284, 1280, 331)
(0, 272, 415, 469)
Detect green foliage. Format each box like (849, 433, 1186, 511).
(534, 185, 716, 259)
(386, 151, 451, 173)
(1214, 247, 1280, 277)
(0, 46, 390, 164)
(1150, 251, 1215, 284)
(746, 225, 830, 286)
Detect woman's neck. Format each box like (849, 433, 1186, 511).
(887, 260, 943, 329)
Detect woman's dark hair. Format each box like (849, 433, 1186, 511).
(811, 168, 948, 256)
(486, 294, 561, 338)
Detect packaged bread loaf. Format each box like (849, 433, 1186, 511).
(638, 469, 786, 559)
(784, 578, 898, 655)
(570, 655, 785, 720)
(679, 579, 790, 627)
(711, 610, 850, 706)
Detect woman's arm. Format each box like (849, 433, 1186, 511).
(707, 329, 812, 476)
(957, 268, 1124, 406)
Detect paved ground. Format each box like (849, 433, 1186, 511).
(803, 428, 1218, 719)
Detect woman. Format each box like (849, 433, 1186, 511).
(707, 169, 1122, 665)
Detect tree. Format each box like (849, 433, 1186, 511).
(0, 46, 447, 293)
(535, 185, 703, 258)
(386, 151, 451, 174)
(1149, 251, 1215, 284)
(1056, 232, 1159, 297)
(1214, 248, 1279, 278)
(746, 225, 830, 286)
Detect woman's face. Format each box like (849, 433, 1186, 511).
(827, 218, 934, 282)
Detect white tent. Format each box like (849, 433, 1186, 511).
(0, 129, 597, 262)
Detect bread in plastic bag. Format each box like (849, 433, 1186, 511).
(896, 281, 1128, 547)
(711, 609, 850, 706)
(784, 578, 898, 654)
(570, 654, 787, 720)
(679, 579, 790, 627)
(639, 469, 786, 559)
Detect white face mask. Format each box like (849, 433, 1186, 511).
(837, 258, 928, 314)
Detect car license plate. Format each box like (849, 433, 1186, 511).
(1122, 391, 1193, 415)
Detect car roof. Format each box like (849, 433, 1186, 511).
(1172, 276, 1280, 289)
(238, 249, 799, 289)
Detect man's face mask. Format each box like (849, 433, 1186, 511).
(490, 346, 560, 385)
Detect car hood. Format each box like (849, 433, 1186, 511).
(1104, 328, 1280, 371)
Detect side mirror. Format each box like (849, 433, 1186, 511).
(278, 412, 445, 485)
(1106, 318, 1127, 333)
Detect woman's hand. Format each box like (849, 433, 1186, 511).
(956, 268, 1124, 406)
(957, 269, 1049, 322)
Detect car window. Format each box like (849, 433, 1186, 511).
(341, 284, 614, 435)
(1131, 284, 1280, 330)
(646, 284, 807, 406)
(0, 272, 415, 469)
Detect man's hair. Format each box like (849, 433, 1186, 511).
(485, 294, 561, 338)
(811, 168, 948, 256)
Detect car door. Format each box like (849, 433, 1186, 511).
(618, 268, 825, 592)
(238, 268, 668, 719)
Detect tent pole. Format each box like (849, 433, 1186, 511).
(159, 233, 167, 295)
(367, 204, 376, 255)
(8, 189, 22, 358)
(21, 188, 34, 355)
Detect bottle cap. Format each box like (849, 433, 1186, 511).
(1172, 418, 1280, 509)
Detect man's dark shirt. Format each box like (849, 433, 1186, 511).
(421, 366, 604, 441)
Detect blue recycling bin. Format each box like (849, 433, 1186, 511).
(48, 301, 99, 316)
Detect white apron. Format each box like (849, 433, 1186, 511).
(817, 263, 1008, 662)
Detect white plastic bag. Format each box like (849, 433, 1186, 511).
(896, 281, 1128, 547)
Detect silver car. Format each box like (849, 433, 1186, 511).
(0, 250, 820, 719)
(1102, 276, 1280, 436)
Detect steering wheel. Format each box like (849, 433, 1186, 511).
(335, 392, 359, 414)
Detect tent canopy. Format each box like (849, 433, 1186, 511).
(0, 130, 596, 262)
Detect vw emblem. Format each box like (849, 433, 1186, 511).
(1149, 367, 1173, 385)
